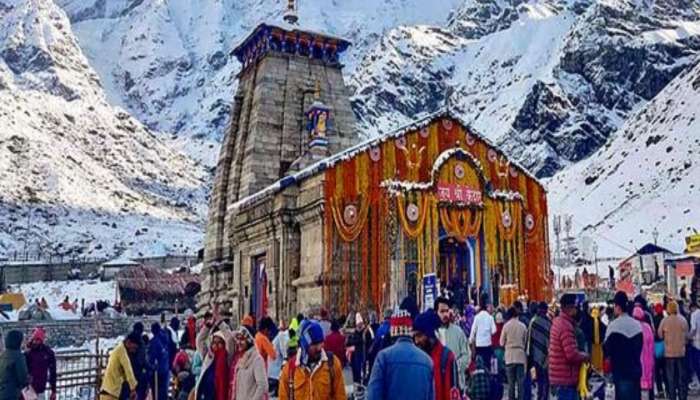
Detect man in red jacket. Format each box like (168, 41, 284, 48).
(548, 294, 590, 400)
(414, 310, 459, 400)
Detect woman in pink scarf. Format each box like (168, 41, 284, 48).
(633, 306, 655, 396)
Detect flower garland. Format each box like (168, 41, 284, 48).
(397, 192, 431, 238)
(439, 208, 483, 242)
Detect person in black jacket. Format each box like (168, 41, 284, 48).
(604, 291, 643, 400)
(121, 322, 150, 400)
(0, 330, 28, 400)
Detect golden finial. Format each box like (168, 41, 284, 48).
(284, 0, 299, 24)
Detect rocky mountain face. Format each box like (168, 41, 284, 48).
(0, 0, 207, 258)
(547, 59, 700, 255)
(1, 0, 699, 257)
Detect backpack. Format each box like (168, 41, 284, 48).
(287, 351, 336, 400)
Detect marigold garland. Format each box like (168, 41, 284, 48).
(397, 193, 431, 238)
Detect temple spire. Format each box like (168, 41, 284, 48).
(284, 0, 299, 25)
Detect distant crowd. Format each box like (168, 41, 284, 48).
(1, 289, 700, 400)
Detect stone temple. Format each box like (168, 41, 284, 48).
(200, 5, 552, 322)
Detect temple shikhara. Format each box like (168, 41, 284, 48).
(200, 2, 552, 321)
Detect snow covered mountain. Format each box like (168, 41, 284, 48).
(1, 0, 699, 258)
(0, 0, 208, 258)
(547, 59, 700, 256)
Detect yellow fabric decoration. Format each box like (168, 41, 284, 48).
(578, 363, 589, 399)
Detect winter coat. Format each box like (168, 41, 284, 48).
(149, 330, 171, 375)
(438, 323, 470, 390)
(366, 337, 434, 400)
(500, 318, 527, 366)
(430, 341, 458, 400)
(639, 321, 655, 390)
(193, 324, 235, 399)
(603, 314, 643, 383)
(101, 342, 138, 398)
(278, 349, 346, 400)
(269, 330, 290, 380)
(548, 313, 587, 387)
(254, 332, 276, 368)
(658, 314, 689, 358)
(0, 331, 28, 400)
(25, 344, 56, 394)
(231, 346, 268, 400)
(527, 314, 551, 370)
(324, 331, 347, 366)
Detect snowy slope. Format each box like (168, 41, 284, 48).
(547, 59, 700, 255)
(0, 0, 208, 258)
(2, 0, 700, 260)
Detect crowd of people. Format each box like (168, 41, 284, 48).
(2, 289, 700, 400)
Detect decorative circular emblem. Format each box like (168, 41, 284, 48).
(488, 149, 498, 163)
(509, 166, 519, 178)
(465, 132, 476, 146)
(396, 136, 407, 149)
(454, 163, 465, 179)
(501, 210, 512, 229)
(369, 146, 381, 162)
(406, 203, 420, 222)
(525, 213, 535, 231)
(343, 205, 358, 225)
(442, 119, 453, 130)
(420, 126, 430, 138)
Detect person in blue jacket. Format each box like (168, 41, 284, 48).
(366, 309, 434, 400)
(148, 323, 171, 400)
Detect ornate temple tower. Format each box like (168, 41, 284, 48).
(201, 2, 357, 313)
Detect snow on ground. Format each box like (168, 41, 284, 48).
(3, 279, 116, 321)
(547, 60, 700, 258)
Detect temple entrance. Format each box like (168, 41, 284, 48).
(439, 236, 474, 309)
(250, 254, 268, 320)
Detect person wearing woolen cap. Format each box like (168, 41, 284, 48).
(278, 320, 346, 400)
(366, 309, 434, 400)
(604, 291, 643, 400)
(25, 327, 57, 400)
(413, 310, 459, 400)
(548, 293, 590, 400)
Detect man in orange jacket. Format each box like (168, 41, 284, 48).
(279, 320, 346, 400)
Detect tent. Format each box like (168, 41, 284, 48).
(0, 293, 26, 310)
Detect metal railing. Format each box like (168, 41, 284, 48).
(55, 350, 109, 400)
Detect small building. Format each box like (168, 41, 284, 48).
(617, 243, 674, 296)
(116, 266, 201, 315)
(100, 258, 142, 281)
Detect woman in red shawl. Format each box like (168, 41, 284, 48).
(193, 323, 234, 400)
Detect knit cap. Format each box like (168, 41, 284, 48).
(412, 310, 440, 339)
(390, 309, 412, 337)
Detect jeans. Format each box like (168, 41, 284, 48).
(665, 357, 688, 400)
(689, 346, 700, 383)
(534, 365, 549, 400)
(615, 380, 641, 400)
(154, 371, 170, 400)
(506, 364, 525, 400)
(475, 346, 493, 371)
(552, 385, 578, 400)
(656, 356, 666, 395)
